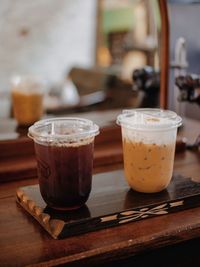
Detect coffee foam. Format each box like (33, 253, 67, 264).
(121, 112, 175, 130)
(35, 136, 94, 147)
(122, 127, 177, 146)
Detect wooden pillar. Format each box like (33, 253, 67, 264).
(158, 0, 169, 109)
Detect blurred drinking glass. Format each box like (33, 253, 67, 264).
(11, 75, 46, 126)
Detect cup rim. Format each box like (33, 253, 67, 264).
(116, 108, 182, 131)
(28, 117, 100, 142)
(11, 75, 47, 94)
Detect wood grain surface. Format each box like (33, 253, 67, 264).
(0, 114, 199, 267)
(16, 171, 200, 239)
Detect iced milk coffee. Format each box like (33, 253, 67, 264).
(11, 76, 45, 126)
(117, 109, 182, 193)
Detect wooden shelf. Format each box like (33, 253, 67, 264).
(0, 112, 197, 183)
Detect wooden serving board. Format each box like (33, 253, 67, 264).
(16, 169, 200, 239)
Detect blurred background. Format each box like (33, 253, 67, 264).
(0, 0, 161, 119)
(0, 0, 199, 122)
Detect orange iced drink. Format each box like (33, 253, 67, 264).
(122, 139, 175, 193)
(117, 109, 182, 193)
(11, 76, 45, 126)
(12, 90, 43, 126)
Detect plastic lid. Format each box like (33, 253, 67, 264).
(116, 108, 182, 131)
(28, 117, 99, 142)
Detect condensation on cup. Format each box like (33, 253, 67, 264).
(117, 108, 182, 193)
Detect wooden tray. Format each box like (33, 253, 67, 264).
(16, 169, 200, 239)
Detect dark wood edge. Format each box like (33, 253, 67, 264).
(0, 124, 121, 160)
(16, 189, 64, 239)
(0, 137, 34, 159)
(16, 177, 200, 240)
(26, 214, 200, 267)
(158, 0, 169, 109)
(0, 137, 186, 184)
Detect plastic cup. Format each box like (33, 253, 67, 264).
(11, 75, 46, 126)
(117, 108, 182, 193)
(28, 117, 99, 210)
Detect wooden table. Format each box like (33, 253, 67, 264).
(0, 112, 199, 267)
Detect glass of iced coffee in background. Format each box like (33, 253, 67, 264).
(117, 109, 182, 193)
(11, 76, 46, 126)
(28, 117, 99, 210)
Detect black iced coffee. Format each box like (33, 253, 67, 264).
(28, 117, 99, 210)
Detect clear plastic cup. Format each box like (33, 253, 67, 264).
(117, 108, 182, 193)
(11, 75, 46, 126)
(28, 117, 99, 210)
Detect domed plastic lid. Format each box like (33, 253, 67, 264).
(28, 117, 99, 143)
(117, 108, 182, 131)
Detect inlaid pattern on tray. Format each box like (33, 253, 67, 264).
(16, 169, 200, 239)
